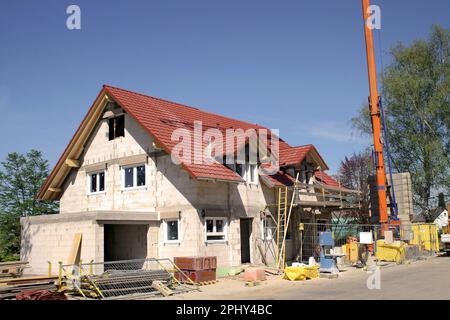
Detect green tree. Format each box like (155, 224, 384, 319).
(352, 25, 450, 213)
(0, 150, 57, 261)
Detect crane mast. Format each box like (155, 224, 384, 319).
(361, 0, 388, 229)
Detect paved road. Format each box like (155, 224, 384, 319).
(172, 256, 450, 300)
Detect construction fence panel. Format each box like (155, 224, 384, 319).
(297, 223, 378, 264)
(296, 222, 439, 265)
(61, 258, 196, 299)
(384, 223, 439, 258)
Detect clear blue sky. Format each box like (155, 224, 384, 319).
(0, 0, 449, 173)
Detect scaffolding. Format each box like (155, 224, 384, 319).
(272, 179, 362, 271)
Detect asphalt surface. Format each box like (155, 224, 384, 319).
(170, 255, 450, 300)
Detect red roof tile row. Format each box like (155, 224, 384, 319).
(106, 85, 330, 183)
(43, 85, 337, 193)
(314, 170, 341, 187)
(105, 85, 341, 183)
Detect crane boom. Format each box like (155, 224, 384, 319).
(361, 0, 388, 228)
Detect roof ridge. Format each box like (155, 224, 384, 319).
(103, 84, 200, 111)
(103, 84, 266, 130)
(293, 144, 313, 148)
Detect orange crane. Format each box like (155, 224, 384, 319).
(361, 0, 389, 231)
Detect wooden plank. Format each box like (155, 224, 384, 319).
(297, 200, 342, 207)
(296, 201, 360, 209)
(65, 158, 80, 168)
(292, 182, 361, 194)
(296, 191, 356, 201)
(0, 261, 28, 267)
(151, 281, 173, 297)
(0, 276, 58, 284)
(257, 242, 267, 266)
(2, 280, 55, 288)
(67, 233, 82, 265)
(264, 267, 279, 275)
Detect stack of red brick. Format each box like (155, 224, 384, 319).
(174, 256, 217, 283)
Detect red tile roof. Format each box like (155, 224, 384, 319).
(278, 144, 328, 169)
(105, 85, 291, 182)
(40, 84, 336, 199)
(105, 85, 335, 183)
(314, 170, 340, 187)
(262, 170, 296, 187)
(279, 145, 312, 166)
(263, 170, 341, 189)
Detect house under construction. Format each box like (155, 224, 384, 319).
(20, 85, 360, 274)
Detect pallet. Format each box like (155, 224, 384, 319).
(0, 261, 28, 278)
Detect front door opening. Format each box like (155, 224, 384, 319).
(240, 219, 252, 264)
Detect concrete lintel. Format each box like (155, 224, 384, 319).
(95, 211, 159, 223)
(21, 210, 159, 225)
(96, 220, 157, 225)
(20, 212, 97, 225)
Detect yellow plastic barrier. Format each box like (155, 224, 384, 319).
(409, 224, 439, 252)
(375, 240, 407, 263)
(284, 265, 319, 281)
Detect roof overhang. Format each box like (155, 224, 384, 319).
(307, 146, 329, 170)
(38, 88, 111, 200)
(38, 86, 245, 200)
(281, 145, 329, 170)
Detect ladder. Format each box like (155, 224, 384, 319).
(276, 173, 300, 271)
(276, 186, 288, 269)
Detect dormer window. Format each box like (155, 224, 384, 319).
(248, 163, 258, 184)
(235, 163, 244, 177)
(108, 115, 125, 140)
(227, 162, 258, 185)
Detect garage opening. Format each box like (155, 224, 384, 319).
(104, 224, 148, 262)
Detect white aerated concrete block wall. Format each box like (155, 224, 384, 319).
(20, 216, 100, 275)
(24, 107, 280, 270)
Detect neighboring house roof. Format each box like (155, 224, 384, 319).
(412, 215, 426, 223)
(38, 85, 331, 200)
(412, 207, 447, 223)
